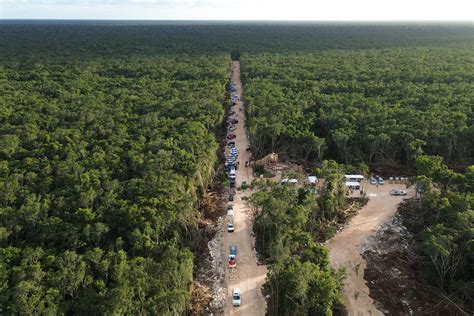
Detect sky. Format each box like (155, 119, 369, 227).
(1, 0, 473, 20)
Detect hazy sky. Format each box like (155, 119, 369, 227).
(1, 0, 473, 20)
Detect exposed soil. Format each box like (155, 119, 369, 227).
(362, 200, 466, 315)
(327, 181, 415, 316)
(222, 61, 267, 316)
(192, 60, 267, 316)
(193, 190, 227, 315)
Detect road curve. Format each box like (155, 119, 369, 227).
(328, 182, 414, 315)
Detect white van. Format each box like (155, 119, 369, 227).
(232, 288, 241, 306)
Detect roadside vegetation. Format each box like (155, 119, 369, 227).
(238, 24, 473, 314)
(242, 48, 474, 168)
(249, 160, 364, 315)
(0, 22, 472, 314)
(0, 41, 229, 313)
(406, 156, 473, 312)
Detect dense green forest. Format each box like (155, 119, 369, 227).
(251, 182, 344, 315)
(250, 160, 355, 314)
(241, 48, 474, 167)
(0, 50, 229, 313)
(1, 22, 473, 61)
(0, 22, 472, 314)
(405, 156, 473, 312)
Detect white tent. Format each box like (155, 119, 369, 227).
(345, 181, 361, 189)
(344, 175, 365, 182)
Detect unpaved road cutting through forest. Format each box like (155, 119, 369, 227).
(223, 61, 267, 315)
(328, 183, 414, 315)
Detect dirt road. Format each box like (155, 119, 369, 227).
(223, 61, 267, 315)
(328, 182, 414, 315)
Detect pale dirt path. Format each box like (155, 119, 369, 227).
(328, 182, 414, 316)
(223, 61, 267, 316)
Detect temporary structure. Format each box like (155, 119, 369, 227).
(344, 175, 365, 182)
(345, 181, 361, 189)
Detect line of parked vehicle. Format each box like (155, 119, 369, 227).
(368, 175, 408, 195)
(226, 81, 243, 307)
(369, 175, 385, 185)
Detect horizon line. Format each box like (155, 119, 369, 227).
(1, 18, 472, 23)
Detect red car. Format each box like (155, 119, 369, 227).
(229, 255, 236, 267)
(227, 134, 236, 140)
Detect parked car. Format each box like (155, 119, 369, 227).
(229, 244, 237, 256)
(224, 162, 234, 172)
(227, 134, 236, 140)
(232, 288, 241, 306)
(230, 180, 235, 188)
(228, 254, 236, 267)
(227, 222, 234, 232)
(369, 177, 377, 185)
(229, 125, 236, 131)
(390, 189, 407, 196)
(377, 176, 385, 185)
(228, 194, 234, 202)
(227, 142, 235, 148)
(230, 119, 239, 124)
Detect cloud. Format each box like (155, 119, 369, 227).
(2, 0, 221, 5)
(1, 0, 473, 20)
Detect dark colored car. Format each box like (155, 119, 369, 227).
(229, 194, 234, 202)
(227, 134, 236, 140)
(230, 119, 239, 124)
(227, 142, 235, 148)
(230, 244, 238, 256)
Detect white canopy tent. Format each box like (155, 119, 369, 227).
(345, 181, 361, 189)
(344, 175, 365, 182)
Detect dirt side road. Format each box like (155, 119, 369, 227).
(223, 61, 267, 316)
(328, 183, 414, 315)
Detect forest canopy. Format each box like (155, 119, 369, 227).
(0, 49, 229, 313)
(241, 48, 474, 167)
(0, 22, 472, 313)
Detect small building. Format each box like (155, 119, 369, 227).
(344, 175, 365, 182)
(345, 181, 361, 190)
(307, 176, 318, 185)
